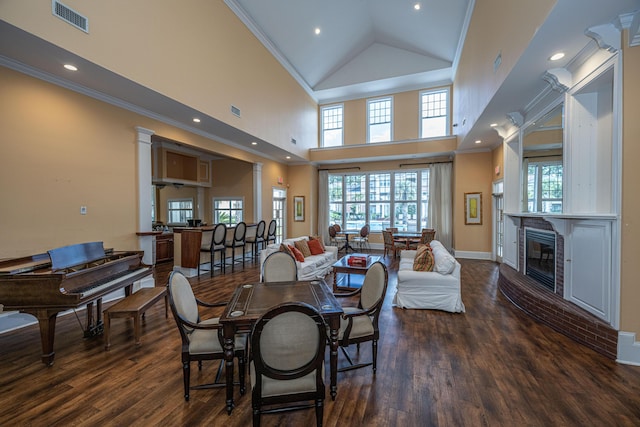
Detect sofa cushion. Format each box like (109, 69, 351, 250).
(307, 238, 324, 255)
(294, 239, 312, 257)
(288, 245, 305, 262)
(430, 240, 456, 274)
(413, 244, 434, 272)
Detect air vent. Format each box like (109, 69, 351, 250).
(52, 1, 89, 33)
(290, 138, 297, 145)
(231, 105, 241, 117)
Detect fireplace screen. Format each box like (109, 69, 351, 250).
(525, 229, 555, 290)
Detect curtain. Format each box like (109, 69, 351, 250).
(318, 170, 329, 245)
(428, 162, 453, 252)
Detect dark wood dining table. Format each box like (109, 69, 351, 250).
(393, 231, 422, 248)
(336, 230, 358, 253)
(219, 279, 344, 414)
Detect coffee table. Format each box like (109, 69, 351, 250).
(332, 254, 381, 293)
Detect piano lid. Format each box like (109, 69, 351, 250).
(48, 242, 105, 271)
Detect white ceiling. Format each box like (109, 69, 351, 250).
(226, 0, 472, 103)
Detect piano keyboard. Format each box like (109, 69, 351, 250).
(79, 268, 151, 298)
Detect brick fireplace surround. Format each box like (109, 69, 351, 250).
(498, 217, 617, 359)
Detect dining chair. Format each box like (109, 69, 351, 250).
(265, 219, 277, 245)
(420, 228, 436, 245)
(250, 302, 327, 427)
(225, 221, 247, 272)
(246, 220, 266, 260)
(261, 251, 298, 282)
(352, 224, 370, 252)
(210, 223, 227, 276)
(334, 261, 388, 374)
(382, 229, 407, 258)
(328, 225, 346, 248)
(166, 270, 247, 401)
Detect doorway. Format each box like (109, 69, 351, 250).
(272, 188, 286, 243)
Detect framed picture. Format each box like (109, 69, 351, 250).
(294, 196, 305, 222)
(464, 192, 482, 225)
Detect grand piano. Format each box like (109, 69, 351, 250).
(0, 242, 152, 365)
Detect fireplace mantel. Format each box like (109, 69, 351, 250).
(505, 212, 617, 237)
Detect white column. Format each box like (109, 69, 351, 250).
(135, 127, 155, 286)
(253, 162, 263, 220)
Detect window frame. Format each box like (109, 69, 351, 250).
(213, 197, 244, 226)
(167, 198, 194, 226)
(526, 160, 563, 213)
(419, 88, 450, 138)
(367, 96, 393, 143)
(320, 104, 344, 147)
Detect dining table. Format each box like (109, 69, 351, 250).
(336, 230, 358, 253)
(219, 279, 344, 414)
(393, 231, 422, 249)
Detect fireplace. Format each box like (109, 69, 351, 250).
(525, 228, 555, 291)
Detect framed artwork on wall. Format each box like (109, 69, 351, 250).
(294, 196, 305, 222)
(464, 192, 482, 225)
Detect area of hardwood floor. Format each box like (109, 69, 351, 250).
(2, 252, 640, 426)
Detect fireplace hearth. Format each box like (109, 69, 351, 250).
(525, 228, 555, 291)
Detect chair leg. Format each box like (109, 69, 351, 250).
(316, 399, 324, 427)
(372, 339, 378, 374)
(183, 360, 190, 401)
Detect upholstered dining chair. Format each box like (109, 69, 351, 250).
(334, 261, 388, 374)
(420, 228, 436, 245)
(210, 223, 227, 276)
(250, 302, 327, 427)
(166, 270, 247, 401)
(225, 221, 247, 272)
(265, 219, 277, 245)
(328, 225, 346, 248)
(261, 251, 298, 282)
(246, 220, 266, 260)
(381, 229, 407, 258)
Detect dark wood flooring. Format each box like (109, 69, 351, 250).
(2, 252, 640, 426)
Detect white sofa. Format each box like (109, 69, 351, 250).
(259, 236, 338, 281)
(393, 240, 465, 313)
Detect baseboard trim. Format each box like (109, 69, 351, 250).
(617, 332, 640, 365)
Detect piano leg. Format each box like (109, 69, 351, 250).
(28, 308, 60, 366)
(83, 300, 104, 337)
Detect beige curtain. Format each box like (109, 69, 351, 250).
(428, 163, 453, 252)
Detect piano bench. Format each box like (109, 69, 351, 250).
(103, 287, 168, 350)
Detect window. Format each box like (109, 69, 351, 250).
(420, 89, 449, 138)
(328, 169, 429, 232)
(167, 199, 193, 225)
(214, 198, 244, 225)
(526, 162, 562, 213)
(367, 97, 392, 143)
(321, 104, 343, 147)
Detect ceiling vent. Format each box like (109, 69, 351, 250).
(231, 105, 241, 117)
(52, 1, 89, 33)
(290, 138, 297, 145)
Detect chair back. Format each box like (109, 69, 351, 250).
(233, 221, 247, 244)
(251, 302, 326, 393)
(360, 224, 370, 238)
(420, 228, 436, 245)
(360, 261, 388, 312)
(333, 224, 342, 232)
(386, 227, 398, 233)
(255, 220, 266, 240)
(328, 225, 337, 238)
(200, 229, 214, 250)
(261, 251, 298, 282)
(266, 219, 277, 242)
(381, 229, 393, 246)
(167, 271, 199, 332)
(212, 223, 227, 247)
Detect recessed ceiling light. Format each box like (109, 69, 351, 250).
(192, 118, 201, 123)
(251, 141, 257, 146)
(414, 3, 421, 10)
(475, 140, 482, 144)
(314, 27, 321, 35)
(63, 64, 77, 71)
(286, 156, 291, 160)
(549, 52, 565, 61)
(490, 123, 498, 127)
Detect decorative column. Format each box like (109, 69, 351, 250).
(135, 127, 155, 288)
(253, 162, 263, 221)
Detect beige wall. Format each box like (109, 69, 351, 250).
(288, 164, 318, 238)
(0, 0, 318, 157)
(492, 144, 504, 182)
(620, 32, 640, 333)
(0, 66, 285, 258)
(453, 0, 556, 143)
(453, 152, 494, 252)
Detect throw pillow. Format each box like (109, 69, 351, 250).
(307, 238, 325, 255)
(280, 243, 294, 258)
(413, 244, 435, 272)
(288, 245, 305, 262)
(309, 235, 326, 251)
(294, 239, 312, 258)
